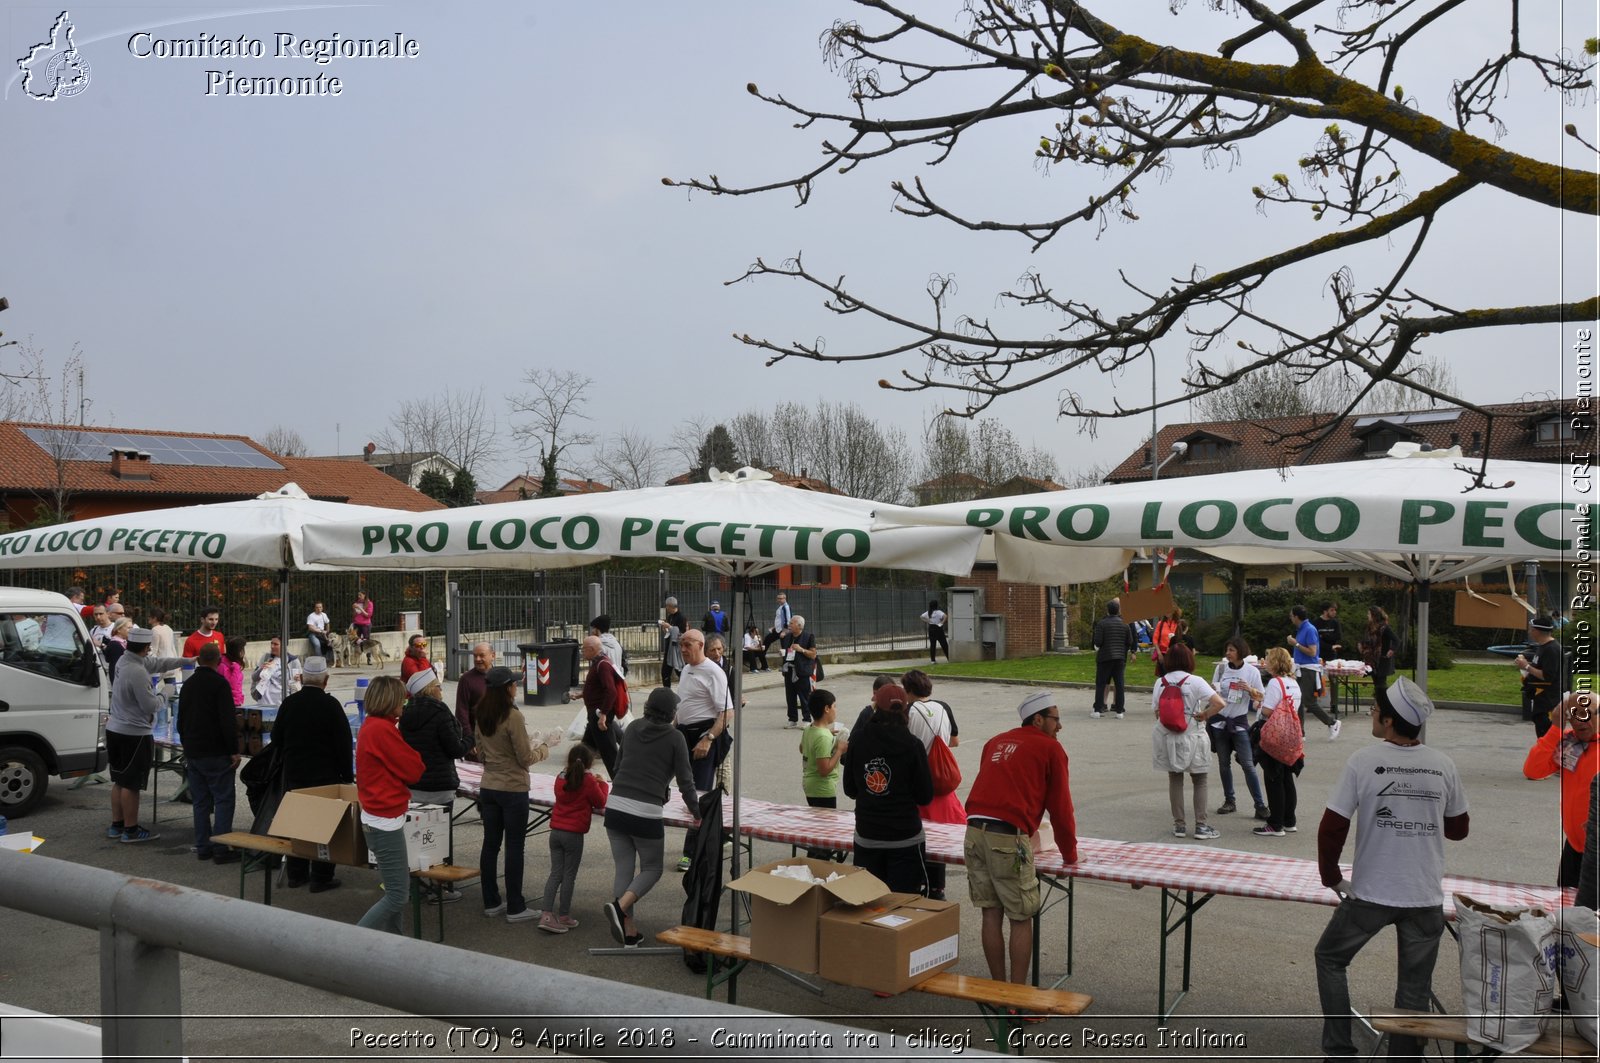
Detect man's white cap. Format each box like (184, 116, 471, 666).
(127, 627, 154, 646)
(406, 668, 438, 695)
(1017, 690, 1056, 723)
(1382, 675, 1434, 727)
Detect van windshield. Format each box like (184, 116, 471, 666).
(2, 613, 90, 685)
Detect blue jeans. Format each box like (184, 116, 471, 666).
(185, 755, 236, 857)
(1315, 897, 1445, 1059)
(478, 788, 529, 915)
(1213, 721, 1266, 810)
(356, 825, 411, 934)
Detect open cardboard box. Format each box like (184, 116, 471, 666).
(820, 892, 961, 994)
(0, 833, 43, 853)
(269, 784, 366, 866)
(728, 857, 888, 973)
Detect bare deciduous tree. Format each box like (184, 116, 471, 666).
(13, 342, 91, 525)
(670, 2, 1596, 460)
(373, 387, 501, 476)
(595, 428, 664, 489)
(262, 425, 308, 457)
(508, 370, 595, 497)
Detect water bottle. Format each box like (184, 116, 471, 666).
(0, 816, 8, 837)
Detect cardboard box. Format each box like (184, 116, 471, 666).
(727, 858, 888, 973)
(1028, 821, 1057, 855)
(820, 893, 961, 994)
(403, 803, 448, 871)
(269, 784, 366, 866)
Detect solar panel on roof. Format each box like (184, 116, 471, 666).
(21, 428, 284, 470)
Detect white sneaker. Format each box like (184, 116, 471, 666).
(1329, 719, 1342, 741)
(1090, 711, 1104, 719)
(483, 902, 507, 917)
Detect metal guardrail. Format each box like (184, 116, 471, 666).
(0, 852, 1002, 1061)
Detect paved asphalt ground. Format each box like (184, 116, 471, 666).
(0, 657, 1586, 1060)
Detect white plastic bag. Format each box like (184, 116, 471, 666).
(1455, 893, 1557, 1053)
(564, 709, 586, 744)
(1554, 907, 1599, 1046)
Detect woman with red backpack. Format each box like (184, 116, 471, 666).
(1249, 647, 1306, 838)
(1151, 642, 1225, 840)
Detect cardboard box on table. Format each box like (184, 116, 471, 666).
(820, 893, 961, 994)
(403, 803, 448, 871)
(269, 784, 367, 866)
(727, 858, 889, 973)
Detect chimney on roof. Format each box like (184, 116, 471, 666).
(363, 442, 376, 461)
(110, 449, 152, 481)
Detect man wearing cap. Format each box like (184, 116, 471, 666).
(701, 600, 728, 637)
(250, 637, 301, 706)
(1515, 615, 1565, 737)
(657, 597, 687, 688)
(1522, 688, 1597, 893)
(105, 628, 194, 845)
(270, 656, 355, 891)
(176, 642, 244, 862)
(1314, 676, 1470, 1062)
(963, 691, 1079, 985)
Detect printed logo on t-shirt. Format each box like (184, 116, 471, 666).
(1376, 780, 1442, 803)
(863, 757, 891, 795)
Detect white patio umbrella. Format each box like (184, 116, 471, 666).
(0, 483, 425, 657)
(876, 447, 1579, 688)
(300, 466, 987, 917)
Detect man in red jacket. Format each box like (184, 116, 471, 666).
(400, 634, 431, 683)
(572, 635, 620, 776)
(963, 690, 1079, 985)
(1523, 688, 1598, 889)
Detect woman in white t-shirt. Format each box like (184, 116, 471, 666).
(1151, 643, 1225, 839)
(1209, 637, 1268, 820)
(902, 669, 963, 898)
(1249, 646, 1304, 838)
(919, 601, 950, 663)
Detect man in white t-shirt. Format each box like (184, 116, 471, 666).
(305, 601, 333, 661)
(674, 629, 732, 872)
(1313, 676, 1469, 1061)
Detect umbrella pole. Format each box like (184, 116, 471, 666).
(280, 568, 292, 679)
(729, 571, 746, 936)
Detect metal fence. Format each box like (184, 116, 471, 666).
(0, 852, 979, 1061)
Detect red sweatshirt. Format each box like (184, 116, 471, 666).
(550, 772, 610, 833)
(965, 725, 1079, 863)
(356, 716, 425, 819)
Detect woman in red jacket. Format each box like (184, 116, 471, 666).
(355, 676, 424, 934)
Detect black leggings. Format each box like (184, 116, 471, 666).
(927, 625, 949, 662)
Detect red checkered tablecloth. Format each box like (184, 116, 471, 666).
(454, 762, 1573, 916)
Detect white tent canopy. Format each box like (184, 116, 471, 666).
(0, 483, 419, 572)
(301, 467, 985, 578)
(876, 449, 1575, 583)
(876, 448, 1580, 688)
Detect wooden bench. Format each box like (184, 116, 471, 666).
(208, 831, 480, 943)
(1369, 1009, 1597, 1059)
(656, 926, 1091, 1055)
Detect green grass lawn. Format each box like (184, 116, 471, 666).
(923, 654, 1522, 706)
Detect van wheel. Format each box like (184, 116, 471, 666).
(0, 747, 47, 818)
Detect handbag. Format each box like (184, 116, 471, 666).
(1259, 678, 1304, 764)
(928, 734, 961, 797)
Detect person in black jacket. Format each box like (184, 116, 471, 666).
(176, 642, 242, 864)
(1090, 599, 1133, 719)
(842, 683, 933, 896)
(399, 666, 471, 902)
(269, 656, 353, 892)
(399, 667, 470, 805)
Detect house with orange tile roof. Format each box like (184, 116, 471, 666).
(0, 420, 443, 528)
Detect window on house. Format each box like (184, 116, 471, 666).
(1245, 578, 1269, 589)
(1187, 439, 1226, 461)
(1364, 430, 1405, 456)
(1535, 417, 1574, 444)
(790, 564, 821, 586)
(1324, 577, 1350, 590)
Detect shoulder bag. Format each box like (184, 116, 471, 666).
(1259, 678, 1304, 764)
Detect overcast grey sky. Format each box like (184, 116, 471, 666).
(3, 1, 1594, 493)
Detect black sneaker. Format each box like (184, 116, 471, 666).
(213, 850, 241, 865)
(603, 900, 626, 944)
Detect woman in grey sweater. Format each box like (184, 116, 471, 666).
(602, 687, 698, 946)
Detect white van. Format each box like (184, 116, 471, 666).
(0, 588, 109, 817)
